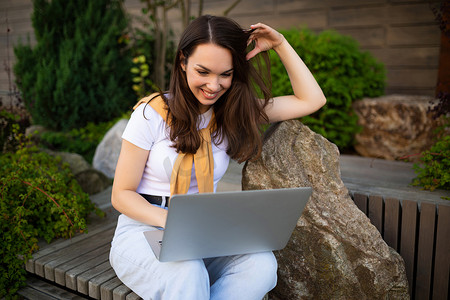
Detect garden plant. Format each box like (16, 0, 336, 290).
(270, 28, 386, 150)
(13, 0, 135, 131)
(0, 119, 99, 297)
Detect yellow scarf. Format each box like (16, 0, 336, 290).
(134, 93, 215, 196)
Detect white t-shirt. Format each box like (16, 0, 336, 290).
(122, 103, 230, 196)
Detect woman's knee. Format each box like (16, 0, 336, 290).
(237, 252, 278, 289)
(254, 252, 278, 285)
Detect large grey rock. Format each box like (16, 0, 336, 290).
(44, 150, 111, 195)
(242, 120, 409, 299)
(353, 94, 440, 161)
(93, 119, 128, 178)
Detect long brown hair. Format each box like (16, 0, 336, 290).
(161, 15, 272, 163)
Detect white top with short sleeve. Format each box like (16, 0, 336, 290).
(121, 103, 230, 196)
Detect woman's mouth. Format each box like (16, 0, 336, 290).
(201, 89, 220, 100)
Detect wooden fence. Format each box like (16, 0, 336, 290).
(351, 193, 449, 300)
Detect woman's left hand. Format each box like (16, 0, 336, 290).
(246, 23, 285, 60)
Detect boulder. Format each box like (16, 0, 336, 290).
(25, 124, 48, 137)
(353, 94, 440, 161)
(93, 119, 128, 178)
(44, 150, 111, 195)
(242, 120, 409, 299)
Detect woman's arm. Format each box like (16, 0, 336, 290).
(111, 140, 168, 228)
(247, 23, 327, 123)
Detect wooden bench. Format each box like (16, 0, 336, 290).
(23, 207, 270, 300)
(24, 208, 142, 300)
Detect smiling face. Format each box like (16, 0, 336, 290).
(181, 43, 234, 113)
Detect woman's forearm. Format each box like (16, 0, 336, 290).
(112, 189, 168, 228)
(273, 37, 326, 109)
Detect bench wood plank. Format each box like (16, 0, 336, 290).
(66, 249, 110, 290)
(26, 221, 116, 273)
(43, 227, 116, 281)
(32, 226, 115, 278)
(101, 277, 126, 300)
(19, 275, 85, 300)
(113, 284, 133, 300)
(353, 193, 368, 215)
(433, 204, 450, 300)
(126, 292, 142, 300)
(77, 260, 111, 295)
(384, 197, 400, 251)
(89, 268, 119, 299)
(399, 199, 418, 296)
(55, 242, 111, 286)
(415, 202, 436, 299)
(368, 195, 384, 234)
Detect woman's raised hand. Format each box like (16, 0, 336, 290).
(246, 23, 285, 61)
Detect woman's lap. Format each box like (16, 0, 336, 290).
(110, 214, 277, 300)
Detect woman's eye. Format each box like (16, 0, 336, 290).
(197, 70, 208, 75)
(221, 73, 232, 77)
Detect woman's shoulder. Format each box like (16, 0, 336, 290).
(132, 102, 164, 124)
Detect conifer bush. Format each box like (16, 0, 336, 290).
(14, 0, 134, 131)
(270, 29, 386, 150)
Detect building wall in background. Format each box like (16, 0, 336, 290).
(0, 0, 442, 105)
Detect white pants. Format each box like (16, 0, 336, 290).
(110, 214, 278, 300)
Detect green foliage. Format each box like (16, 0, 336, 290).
(13, 0, 135, 131)
(1, 110, 24, 153)
(127, 26, 175, 98)
(412, 121, 450, 196)
(38, 119, 119, 163)
(270, 28, 386, 149)
(131, 55, 159, 99)
(0, 131, 97, 297)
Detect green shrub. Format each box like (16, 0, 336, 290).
(0, 131, 97, 297)
(270, 28, 386, 149)
(412, 121, 450, 196)
(13, 0, 134, 131)
(38, 119, 119, 163)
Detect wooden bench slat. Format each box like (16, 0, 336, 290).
(31, 226, 114, 278)
(368, 195, 384, 234)
(101, 277, 127, 300)
(65, 249, 110, 290)
(26, 221, 116, 273)
(76, 260, 111, 295)
(353, 193, 368, 215)
(89, 268, 118, 299)
(113, 284, 133, 300)
(55, 242, 111, 286)
(399, 199, 418, 296)
(415, 202, 436, 300)
(384, 197, 400, 251)
(19, 275, 85, 300)
(432, 204, 450, 300)
(126, 292, 142, 300)
(42, 227, 115, 281)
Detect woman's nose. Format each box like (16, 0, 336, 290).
(206, 77, 221, 91)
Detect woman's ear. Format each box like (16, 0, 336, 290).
(179, 52, 186, 72)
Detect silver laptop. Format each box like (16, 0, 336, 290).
(143, 187, 312, 262)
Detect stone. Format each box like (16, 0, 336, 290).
(352, 94, 440, 161)
(44, 150, 111, 195)
(242, 120, 409, 299)
(25, 124, 48, 137)
(93, 119, 128, 178)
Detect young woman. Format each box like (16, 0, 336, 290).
(110, 15, 326, 300)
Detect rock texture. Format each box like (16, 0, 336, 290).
(93, 119, 128, 178)
(242, 120, 409, 300)
(353, 94, 439, 161)
(44, 150, 111, 195)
